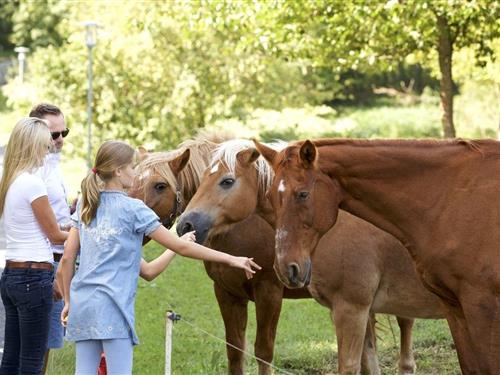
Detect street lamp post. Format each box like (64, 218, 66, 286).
(83, 21, 98, 169)
(14, 46, 30, 83)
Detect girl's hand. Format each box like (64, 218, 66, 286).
(61, 303, 69, 327)
(229, 257, 262, 279)
(180, 230, 196, 242)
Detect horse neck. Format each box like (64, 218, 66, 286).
(317, 140, 483, 246)
(256, 188, 275, 228)
(177, 145, 214, 207)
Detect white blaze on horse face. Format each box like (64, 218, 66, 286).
(210, 163, 219, 174)
(278, 179, 286, 193)
(275, 228, 289, 258)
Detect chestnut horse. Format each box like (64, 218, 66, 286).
(254, 138, 500, 375)
(130, 139, 312, 375)
(176, 140, 444, 375)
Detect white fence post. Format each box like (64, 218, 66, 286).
(165, 310, 181, 375)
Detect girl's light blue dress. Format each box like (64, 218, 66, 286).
(66, 190, 161, 345)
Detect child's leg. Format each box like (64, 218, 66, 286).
(75, 340, 102, 374)
(102, 338, 134, 375)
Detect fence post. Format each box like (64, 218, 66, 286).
(165, 310, 181, 375)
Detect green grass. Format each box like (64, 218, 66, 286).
(46, 242, 459, 375)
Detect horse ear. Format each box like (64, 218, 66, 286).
(169, 148, 190, 176)
(299, 140, 317, 169)
(236, 148, 260, 167)
(137, 146, 149, 162)
(253, 139, 277, 168)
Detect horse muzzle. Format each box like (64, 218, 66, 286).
(176, 211, 213, 245)
(274, 258, 312, 289)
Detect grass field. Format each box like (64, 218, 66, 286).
(45, 242, 460, 375)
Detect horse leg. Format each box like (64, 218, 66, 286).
(460, 291, 500, 374)
(360, 312, 380, 375)
(253, 281, 284, 375)
(333, 299, 374, 375)
(396, 317, 416, 375)
(214, 283, 249, 375)
(440, 301, 480, 374)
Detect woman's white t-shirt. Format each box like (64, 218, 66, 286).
(3, 171, 52, 261)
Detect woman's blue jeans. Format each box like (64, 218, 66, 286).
(0, 268, 54, 375)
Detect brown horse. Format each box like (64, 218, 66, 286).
(254, 138, 500, 374)
(176, 139, 444, 375)
(130, 138, 312, 375)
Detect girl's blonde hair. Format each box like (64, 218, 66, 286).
(81, 140, 136, 225)
(0, 117, 51, 216)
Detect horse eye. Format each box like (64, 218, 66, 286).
(219, 178, 235, 189)
(297, 191, 309, 200)
(154, 183, 168, 192)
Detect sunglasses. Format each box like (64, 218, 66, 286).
(51, 128, 70, 140)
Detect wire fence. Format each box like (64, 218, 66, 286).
(164, 302, 297, 375)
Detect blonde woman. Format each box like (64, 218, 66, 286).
(58, 140, 260, 375)
(0, 118, 68, 375)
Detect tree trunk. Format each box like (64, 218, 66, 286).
(437, 15, 455, 138)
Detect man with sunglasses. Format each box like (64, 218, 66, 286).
(29, 103, 71, 375)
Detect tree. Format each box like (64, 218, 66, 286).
(268, 0, 500, 137)
(0, 0, 18, 54)
(9, 0, 67, 50)
(3, 1, 318, 154)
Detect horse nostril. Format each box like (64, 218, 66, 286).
(182, 221, 194, 235)
(287, 263, 300, 284)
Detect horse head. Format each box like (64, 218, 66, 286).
(254, 139, 343, 288)
(130, 148, 190, 229)
(176, 139, 270, 244)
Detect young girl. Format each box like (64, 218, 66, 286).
(0, 118, 68, 375)
(58, 140, 260, 374)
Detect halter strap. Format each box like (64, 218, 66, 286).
(162, 189, 183, 229)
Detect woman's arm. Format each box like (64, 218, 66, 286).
(148, 226, 261, 278)
(58, 227, 80, 326)
(32, 195, 68, 244)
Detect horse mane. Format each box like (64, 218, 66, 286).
(135, 150, 179, 195)
(211, 139, 286, 195)
(294, 137, 494, 154)
(136, 134, 222, 201)
(176, 138, 217, 198)
(194, 128, 238, 144)
(283, 138, 500, 164)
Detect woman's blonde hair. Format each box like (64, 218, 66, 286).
(81, 140, 136, 225)
(0, 117, 51, 216)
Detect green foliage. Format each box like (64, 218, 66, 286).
(3, 1, 320, 157)
(9, 0, 67, 49)
(2, 0, 499, 150)
(0, 0, 17, 53)
(270, 0, 499, 71)
(205, 100, 444, 141)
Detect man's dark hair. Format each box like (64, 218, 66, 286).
(29, 103, 63, 119)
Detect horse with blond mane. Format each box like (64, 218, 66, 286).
(130, 137, 312, 375)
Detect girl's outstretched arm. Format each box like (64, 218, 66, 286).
(140, 251, 176, 281)
(148, 226, 261, 279)
(140, 230, 196, 281)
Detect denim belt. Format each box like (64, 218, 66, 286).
(5, 260, 53, 271)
